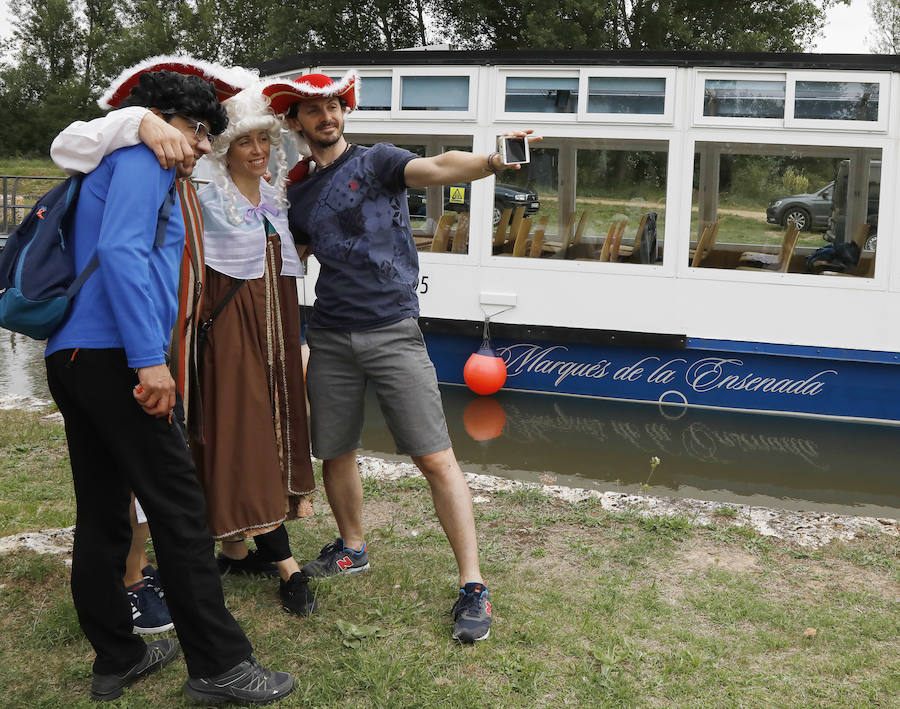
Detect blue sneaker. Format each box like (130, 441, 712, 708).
(451, 583, 492, 643)
(142, 564, 164, 600)
(127, 581, 174, 635)
(301, 537, 369, 578)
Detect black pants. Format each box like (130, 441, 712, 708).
(46, 348, 252, 677)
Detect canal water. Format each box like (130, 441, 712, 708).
(3, 330, 898, 519)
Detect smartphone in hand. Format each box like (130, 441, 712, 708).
(500, 136, 530, 165)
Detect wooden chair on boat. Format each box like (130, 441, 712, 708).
(512, 217, 533, 257)
(598, 219, 627, 262)
(528, 216, 550, 257)
(571, 211, 589, 246)
(430, 214, 457, 253)
(451, 212, 470, 254)
(616, 213, 647, 262)
(553, 211, 578, 256)
(492, 208, 513, 253)
(737, 221, 801, 273)
(507, 206, 526, 251)
(689, 218, 721, 267)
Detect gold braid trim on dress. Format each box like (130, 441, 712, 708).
(263, 231, 303, 496)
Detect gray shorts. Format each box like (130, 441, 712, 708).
(306, 318, 451, 460)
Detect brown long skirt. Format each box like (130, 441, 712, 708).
(194, 233, 314, 539)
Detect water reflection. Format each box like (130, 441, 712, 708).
(0, 330, 49, 400)
(362, 386, 900, 519)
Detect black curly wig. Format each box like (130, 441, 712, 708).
(119, 70, 228, 135)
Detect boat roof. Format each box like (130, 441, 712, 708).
(258, 49, 900, 76)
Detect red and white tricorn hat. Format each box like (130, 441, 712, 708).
(98, 55, 259, 110)
(261, 70, 359, 115)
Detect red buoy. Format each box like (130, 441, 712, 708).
(463, 397, 507, 441)
(464, 338, 507, 395)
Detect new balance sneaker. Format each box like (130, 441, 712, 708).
(451, 582, 492, 643)
(91, 638, 180, 701)
(128, 581, 175, 635)
(183, 656, 294, 705)
(142, 564, 164, 600)
(301, 538, 369, 578)
(280, 572, 317, 616)
(217, 549, 278, 577)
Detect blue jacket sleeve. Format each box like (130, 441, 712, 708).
(95, 147, 175, 368)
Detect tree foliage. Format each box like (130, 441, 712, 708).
(0, 0, 851, 157)
(868, 0, 900, 53)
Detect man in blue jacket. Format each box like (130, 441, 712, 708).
(44, 70, 293, 705)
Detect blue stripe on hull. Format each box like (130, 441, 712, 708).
(425, 332, 900, 423)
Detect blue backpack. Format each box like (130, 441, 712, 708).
(0, 175, 174, 340)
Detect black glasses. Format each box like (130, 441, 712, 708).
(160, 109, 211, 142)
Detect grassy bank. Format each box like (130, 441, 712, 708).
(1, 408, 898, 708)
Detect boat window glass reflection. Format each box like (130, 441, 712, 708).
(492, 138, 667, 264)
(690, 141, 881, 277)
(505, 77, 579, 113)
(703, 79, 786, 118)
(587, 76, 666, 115)
(793, 81, 879, 122)
(400, 76, 469, 111)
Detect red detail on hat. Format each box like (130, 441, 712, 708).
(261, 70, 358, 115)
(36, 207, 47, 220)
(350, 181, 358, 191)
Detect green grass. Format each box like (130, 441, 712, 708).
(1, 408, 899, 707)
(0, 158, 65, 177)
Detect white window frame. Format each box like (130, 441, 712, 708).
(393, 67, 478, 121)
(679, 134, 889, 289)
(693, 70, 787, 128)
(483, 131, 673, 274)
(577, 67, 676, 124)
(785, 71, 890, 132)
(495, 68, 581, 123)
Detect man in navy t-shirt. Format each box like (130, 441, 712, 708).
(275, 72, 534, 643)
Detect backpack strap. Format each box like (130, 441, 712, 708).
(65, 181, 178, 299)
(154, 183, 177, 248)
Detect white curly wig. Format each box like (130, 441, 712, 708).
(207, 86, 295, 226)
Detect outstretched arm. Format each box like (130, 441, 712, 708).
(51, 107, 194, 175)
(404, 130, 540, 188)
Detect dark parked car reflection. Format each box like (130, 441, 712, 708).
(766, 182, 833, 231)
(407, 183, 540, 225)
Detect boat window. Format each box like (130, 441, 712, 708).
(793, 81, 879, 121)
(400, 76, 469, 111)
(357, 76, 391, 111)
(345, 132, 475, 255)
(703, 79, 786, 119)
(690, 141, 881, 277)
(505, 77, 579, 113)
(491, 138, 667, 264)
(587, 77, 666, 115)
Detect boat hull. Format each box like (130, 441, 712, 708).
(423, 325, 900, 424)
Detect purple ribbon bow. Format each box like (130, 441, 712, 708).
(243, 202, 279, 224)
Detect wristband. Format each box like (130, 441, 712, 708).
(485, 151, 501, 175)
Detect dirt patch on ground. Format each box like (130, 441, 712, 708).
(679, 543, 761, 574)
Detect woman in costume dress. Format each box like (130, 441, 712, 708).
(194, 87, 316, 615)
